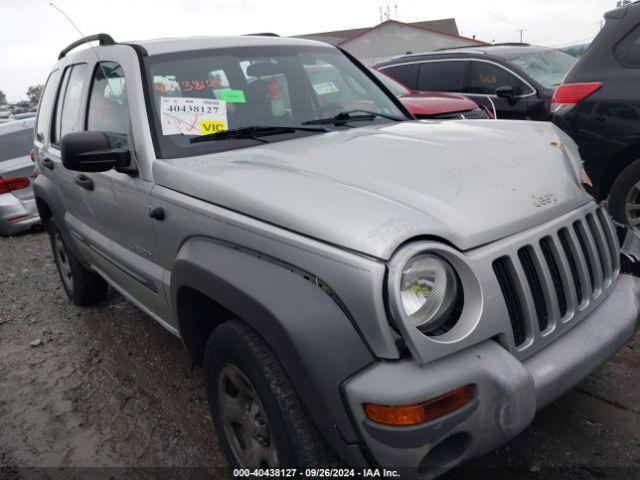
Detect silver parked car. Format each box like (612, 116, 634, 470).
(0, 117, 39, 235)
(0, 106, 14, 123)
(33, 34, 639, 478)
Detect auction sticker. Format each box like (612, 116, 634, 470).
(160, 97, 228, 136)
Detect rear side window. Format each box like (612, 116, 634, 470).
(616, 23, 640, 68)
(468, 62, 532, 95)
(381, 64, 419, 89)
(35, 69, 60, 142)
(87, 62, 130, 148)
(52, 64, 88, 145)
(417, 61, 467, 92)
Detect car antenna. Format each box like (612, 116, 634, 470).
(49, 3, 154, 212)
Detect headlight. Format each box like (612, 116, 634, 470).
(396, 254, 460, 333)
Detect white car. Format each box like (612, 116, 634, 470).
(0, 117, 39, 234)
(0, 106, 14, 123)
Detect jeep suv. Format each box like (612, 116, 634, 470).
(33, 33, 639, 478)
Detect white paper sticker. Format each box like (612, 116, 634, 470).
(312, 81, 339, 95)
(160, 96, 228, 136)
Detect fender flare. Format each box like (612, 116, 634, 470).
(170, 237, 374, 465)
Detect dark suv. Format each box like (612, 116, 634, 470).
(375, 44, 578, 120)
(552, 2, 640, 231)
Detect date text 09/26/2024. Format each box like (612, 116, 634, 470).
(233, 468, 400, 477)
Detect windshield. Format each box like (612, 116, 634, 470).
(370, 69, 410, 97)
(506, 49, 578, 88)
(144, 45, 407, 158)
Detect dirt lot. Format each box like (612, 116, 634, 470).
(1, 229, 639, 480)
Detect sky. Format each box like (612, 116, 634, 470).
(0, 0, 614, 102)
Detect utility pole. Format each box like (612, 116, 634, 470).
(395, 3, 398, 20)
(517, 28, 526, 43)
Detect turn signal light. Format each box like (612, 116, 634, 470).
(0, 176, 30, 195)
(364, 384, 475, 426)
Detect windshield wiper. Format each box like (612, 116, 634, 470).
(302, 109, 405, 126)
(189, 125, 326, 144)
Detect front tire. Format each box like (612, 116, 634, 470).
(204, 320, 335, 469)
(48, 218, 108, 306)
(608, 159, 640, 231)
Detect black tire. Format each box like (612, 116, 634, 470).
(204, 319, 335, 469)
(48, 218, 108, 306)
(608, 159, 640, 227)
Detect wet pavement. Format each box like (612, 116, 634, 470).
(1, 230, 639, 479)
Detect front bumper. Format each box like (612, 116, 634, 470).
(344, 274, 640, 478)
(0, 191, 40, 235)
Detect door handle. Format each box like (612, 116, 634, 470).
(41, 157, 55, 170)
(75, 175, 94, 191)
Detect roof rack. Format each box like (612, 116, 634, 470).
(244, 32, 280, 37)
(58, 33, 116, 60)
(434, 42, 530, 51)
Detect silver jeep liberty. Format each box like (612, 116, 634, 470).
(33, 33, 640, 478)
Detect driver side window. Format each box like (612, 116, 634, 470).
(87, 62, 130, 148)
(468, 62, 532, 96)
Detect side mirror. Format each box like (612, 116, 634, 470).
(61, 131, 131, 173)
(495, 86, 519, 105)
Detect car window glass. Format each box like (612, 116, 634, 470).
(145, 45, 406, 159)
(380, 64, 419, 89)
(304, 61, 369, 107)
(469, 62, 531, 95)
(52, 68, 71, 144)
(507, 50, 577, 88)
(35, 69, 60, 141)
(417, 61, 466, 92)
(371, 69, 409, 96)
(87, 62, 130, 148)
(615, 23, 640, 68)
(53, 64, 88, 144)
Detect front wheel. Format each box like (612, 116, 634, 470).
(204, 320, 335, 469)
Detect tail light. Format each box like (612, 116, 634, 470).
(551, 82, 603, 115)
(0, 176, 30, 195)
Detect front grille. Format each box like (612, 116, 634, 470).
(493, 207, 619, 353)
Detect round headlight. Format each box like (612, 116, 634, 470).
(399, 254, 458, 330)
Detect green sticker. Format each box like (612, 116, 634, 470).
(218, 89, 246, 103)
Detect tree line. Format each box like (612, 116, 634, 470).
(0, 84, 44, 106)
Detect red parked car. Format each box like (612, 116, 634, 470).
(371, 68, 493, 119)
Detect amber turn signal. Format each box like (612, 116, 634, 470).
(364, 384, 475, 426)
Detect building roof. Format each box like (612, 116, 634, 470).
(293, 18, 470, 46)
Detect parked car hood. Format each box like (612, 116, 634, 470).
(154, 120, 591, 260)
(399, 91, 479, 116)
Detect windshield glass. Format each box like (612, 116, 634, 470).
(506, 49, 578, 88)
(144, 45, 407, 158)
(370, 69, 409, 97)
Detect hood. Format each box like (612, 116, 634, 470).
(154, 120, 591, 260)
(399, 91, 479, 116)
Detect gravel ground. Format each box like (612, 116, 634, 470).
(0, 229, 639, 480)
